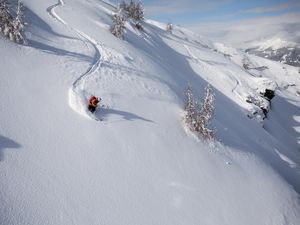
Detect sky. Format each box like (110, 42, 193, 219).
(142, 0, 300, 47)
(143, 0, 300, 24)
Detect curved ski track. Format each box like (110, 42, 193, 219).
(184, 44, 241, 95)
(47, 0, 104, 108)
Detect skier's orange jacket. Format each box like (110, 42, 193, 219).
(89, 96, 99, 107)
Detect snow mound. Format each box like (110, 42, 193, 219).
(68, 88, 92, 119)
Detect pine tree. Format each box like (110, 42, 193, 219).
(183, 85, 215, 140)
(11, 1, 26, 44)
(131, 1, 144, 21)
(0, 0, 26, 44)
(166, 23, 173, 32)
(120, 0, 144, 22)
(184, 85, 197, 129)
(0, 0, 13, 35)
(111, 13, 126, 38)
(196, 85, 215, 140)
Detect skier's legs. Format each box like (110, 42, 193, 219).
(88, 105, 96, 113)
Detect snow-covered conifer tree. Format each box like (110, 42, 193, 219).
(118, 1, 144, 31)
(166, 23, 173, 32)
(11, 1, 26, 44)
(131, 1, 144, 21)
(111, 13, 126, 39)
(184, 85, 197, 130)
(0, 0, 26, 44)
(184, 85, 215, 140)
(120, 0, 144, 22)
(0, 0, 12, 34)
(196, 85, 215, 140)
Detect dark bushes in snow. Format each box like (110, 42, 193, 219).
(184, 85, 215, 140)
(0, 0, 26, 44)
(262, 89, 275, 101)
(246, 88, 275, 120)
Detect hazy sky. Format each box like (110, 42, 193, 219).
(143, 0, 300, 24)
(142, 0, 300, 46)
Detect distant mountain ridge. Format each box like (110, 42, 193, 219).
(245, 38, 300, 67)
(190, 14, 300, 67)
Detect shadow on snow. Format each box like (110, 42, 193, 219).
(95, 108, 153, 123)
(26, 8, 92, 62)
(0, 135, 20, 161)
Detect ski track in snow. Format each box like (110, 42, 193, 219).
(47, 0, 66, 25)
(47, 0, 105, 119)
(95, 0, 116, 9)
(184, 44, 241, 96)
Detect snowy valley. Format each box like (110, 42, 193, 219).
(1, 0, 300, 225)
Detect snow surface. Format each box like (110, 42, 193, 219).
(1, 0, 300, 225)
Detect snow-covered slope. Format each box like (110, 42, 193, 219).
(1, 1, 300, 225)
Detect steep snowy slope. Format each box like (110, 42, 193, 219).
(1, 1, 300, 225)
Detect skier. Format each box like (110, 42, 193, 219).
(88, 96, 101, 113)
